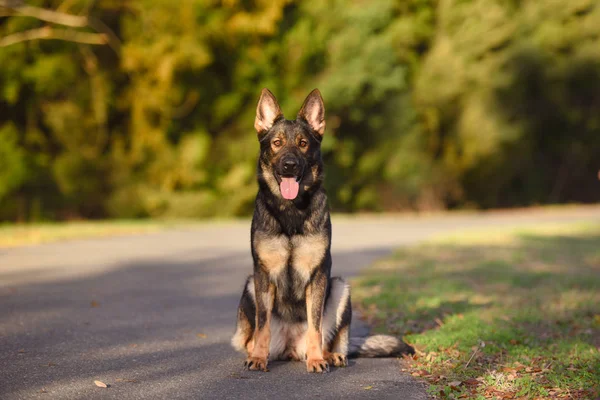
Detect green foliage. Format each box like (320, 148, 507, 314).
(415, 0, 600, 208)
(0, 0, 598, 220)
(0, 123, 27, 201)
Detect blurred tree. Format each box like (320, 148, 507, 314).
(0, 0, 598, 221)
(414, 0, 600, 208)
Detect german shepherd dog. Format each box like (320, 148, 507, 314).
(231, 88, 414, 373)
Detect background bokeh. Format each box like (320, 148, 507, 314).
(1, 0, 599, 221)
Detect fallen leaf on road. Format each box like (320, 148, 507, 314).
(229, 373, 250, 380)
(363, 386, 373, 390)
(197, 333, 207, 338)
(94, 380, 108, 388)
(18, 349, 27, 353)
(90, 300, 100, 308)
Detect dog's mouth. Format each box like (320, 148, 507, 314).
(275, 174, 301, 200)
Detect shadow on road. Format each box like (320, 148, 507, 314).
(0, 245, 418, 399)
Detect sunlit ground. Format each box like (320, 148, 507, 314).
(2, 204, 598, 249)
(353, 223, 600, 399)
(0, 220, 171, 248)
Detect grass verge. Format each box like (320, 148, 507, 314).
(353, 223, 600, 399)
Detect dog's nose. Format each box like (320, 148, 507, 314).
(283, 159, 297, 173)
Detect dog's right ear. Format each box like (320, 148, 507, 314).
(254, 88, 283, 135)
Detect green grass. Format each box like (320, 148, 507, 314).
(0, 220, 175, 248)
(353, 223, 600, 399)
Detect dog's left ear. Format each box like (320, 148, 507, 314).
(297, 89, 325, 137)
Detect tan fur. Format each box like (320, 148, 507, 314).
(254, 234, 289, 275)
(252, 326, 271, 361)
(246, 283, 275, 371)
(261, 290, 274, 310)
(268, 317, 307, 360)
(291, 233, 327, 281)
(311, 164, 319, 181)
(305, 327, 328, 372)
(246, 339, 255, 355)
(323, 350, 348, 367)
(306, 326, 329, 372)
(287, 325, 307, 360)
(259, 161, 282, 198)
(330, 325, 349, 355)
(305, 328, 323, 360)
(231, 309, 253, 354)
(231, 280, 257, 354)
(304, 284, 326, 372)
(303, 217, 315, 232)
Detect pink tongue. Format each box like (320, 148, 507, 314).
(280, 177, 300, 200)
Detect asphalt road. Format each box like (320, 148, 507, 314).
(2, 207, 600, 399)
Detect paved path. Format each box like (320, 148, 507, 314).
(2, 207, 600, 399)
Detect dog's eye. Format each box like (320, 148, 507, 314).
(273, 139, 282, 147)
(299, 140, 308, 148)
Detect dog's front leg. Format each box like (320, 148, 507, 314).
(305, 269, 329, 373)
(244, 270, 274, 372)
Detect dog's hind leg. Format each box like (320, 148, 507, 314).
(232, 276, 288, 363)
(231, 276, 256, 355)
(321, 277, 351, 367)
(245, 270, 276, 371)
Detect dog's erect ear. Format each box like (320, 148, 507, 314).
(297, 89, 325, 136)
(255, 88, 283, 134)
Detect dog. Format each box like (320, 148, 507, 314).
(231, 88, 414, 373)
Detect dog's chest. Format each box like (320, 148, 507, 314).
(254, 233, 328, 290)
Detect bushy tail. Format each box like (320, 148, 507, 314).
(348, 335, 415, 358)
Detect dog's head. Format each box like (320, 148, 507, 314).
(254, 88, 326, 201)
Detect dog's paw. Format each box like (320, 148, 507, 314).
(244, 356, 269, 372)
(325, 352, 348, 367)
(306, 358, 329, 373)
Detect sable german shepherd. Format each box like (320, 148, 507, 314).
(231, 88, 414, 373)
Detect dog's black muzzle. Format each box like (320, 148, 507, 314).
(278, 154, 304, 179)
